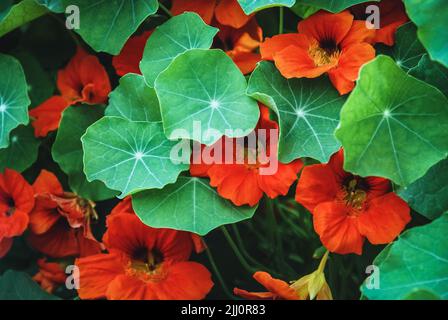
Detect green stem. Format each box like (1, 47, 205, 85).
(203, 241, 234, 299)
(278, 7, 284, 34)
(158, 2, 173, 17)
(221, 226, 256, 274)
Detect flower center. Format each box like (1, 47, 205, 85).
(343, 177, 367, 212)
(131, 247, 164, 273)
(5, 197, 15, 217)
(309, 38, 340, 67)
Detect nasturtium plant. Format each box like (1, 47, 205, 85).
(403, 0, 448, 67)
(82, 116, 189, 197)
(1, 0, 448, 302)
(237, 0, 296, 14)
(140, 12, 218, 87)
(133, 177, 257, 235)
(155, 49, 259, 145)
(248, 61, 344, 163)
(0, 53, 30, 148)
(53, 105, 118, 201)
(336, 55, 448, 186)
(361, 213, 448, 300)
(106, 73, 161, 122)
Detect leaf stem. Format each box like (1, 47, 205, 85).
(203, 240, 234, 299)
(158, 2, 173, 17)
(278, 7, 284, 34)
(221, 226, 257, 274)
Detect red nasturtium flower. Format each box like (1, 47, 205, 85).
(171, 0, 250, 29)
(352, 0, 409, 46)
(75, 204, 213, 300)
(28, 170, 102, 258)
(215, 18, 262, 74)
(30, 48, 111, 137)
(0, 169, 34, 258)
(295, 149, 411, 255)
(33, 258, 67, 293)
(260, 10, 376, 95)
(112, 30, 153, 76)
(191, 106, 303, 207)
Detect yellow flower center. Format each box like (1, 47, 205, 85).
(308, 39, 340, 67)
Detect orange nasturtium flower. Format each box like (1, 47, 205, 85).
(260, 10, 376, 95)
(112, 30, 153, 76)
(352, 0, 409, 46)
(28, 170, 102, 258)
(295, 149, 411, 255)
(33, 258, 67, 293)
(30, 48, 111, 137)
(190, 105, 303, 207)
(75, 205, 213, 300)
(0, 169, 34, 258)
(215, 17, 262, 74)
(171, 0, 251, 29)
(234, 251, 332, 300)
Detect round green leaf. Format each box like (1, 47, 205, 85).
(0, 53, 30, 149)
(0, 0, 48, 37)
(403, 0, 448, 67)
(410, 54, 448, 97)
(237, 0, 296, 14)
(295, 0, 377, 12)
(247, 61, 344, 163)
(140, 12, 218, 87)
(335, 55, 448, 186)
(132, 177, 257, 235)
(0, 270, 60, 300)
(155, 49, 259, 146)
(361, 213, 448, 300)
(60, 0, 158, 54)
(106, 73, 161, 122)
(0, 125, 40, 173)
(82, 117, 188, 197)
(398, 159, 448, 220)
(53, 105, 118, 201)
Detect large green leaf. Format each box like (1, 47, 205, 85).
(295, 0, 376, 12)
(106, 73, 161, 122)
(0, 0, 48, 37)
(140, 12, 218, 87)
(132, 177, 257, 235)
(0, 125, 40, 173)
(237, 0, 296, 14)
(59, 0, 158, 55)
(335, 55, 448, 186)
(53, 105, 118, 201)
(398, 159, 448, 220)
(0, 54, 31, 149)
(361, 213, 448, 300)
(410, 54, 448, 97)
(384, 22, 426, 72)
(403, 0, 448, 67)
(82, 117, 188, 197)
(0, 270, 61, 300)
(247, 61, 343, 163)
(155, 49, 259, 145)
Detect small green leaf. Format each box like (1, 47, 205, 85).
(247, 61, 344, 163)
(410, 54, 448, 97)
(291, 3, 319, 18)
(140, 12, 218, 87)
(0, 0, 48, 37)
(335, 55, 448, 186)
(60, 0, 159, 54)
(106, 74, 161, 122)
(398, 159, 448, 220)
(295, 0, 377, 12)
(237, 0, 296, 15)
(82, 117, 188, 197)
(403, 0, 448, 67)
(0, 53, 31, 149)
(53, 105, 118, 201)
(132, 177, 257, 235)
(0, 270, 61, 300)
(0, 125, 40, 173)
(155, 49, 259, 145)
(361, 213, 448, 300)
